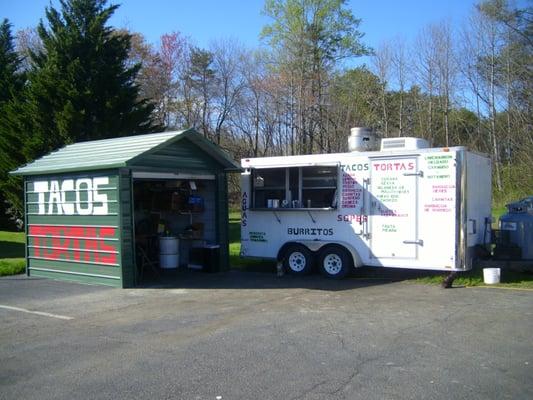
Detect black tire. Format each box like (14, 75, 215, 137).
(282, 244, 314, 275)
(318, 246, 352, 279)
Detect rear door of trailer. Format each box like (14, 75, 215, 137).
(368, 156, 420, 261)
(366, 150, 459, 270)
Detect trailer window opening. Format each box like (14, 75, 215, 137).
(252, 166, 338, 209)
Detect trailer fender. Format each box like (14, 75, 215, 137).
(277, 240, 363, 269)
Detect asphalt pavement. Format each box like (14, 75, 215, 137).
(0, 271, 532, 400)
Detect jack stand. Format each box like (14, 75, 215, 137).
(441, 272, 457, 289)
(276, 261, 284, 277)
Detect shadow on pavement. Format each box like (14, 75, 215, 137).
(135, 266, 445, 291)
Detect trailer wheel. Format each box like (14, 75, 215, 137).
(318, 246, 352, 279)
(282, 244, 314, 275)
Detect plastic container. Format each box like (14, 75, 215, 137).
(159, 237, 179, 269)
(160, 253, 179, 269)
(160, 237, 179, 254)
(483, 268, 501, 284)
(203, 245, 220, 273)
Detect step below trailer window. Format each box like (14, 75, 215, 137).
(252, 165, 338, 209)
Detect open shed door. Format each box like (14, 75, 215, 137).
(369, 157, 420, 259)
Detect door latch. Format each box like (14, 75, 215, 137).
(403, 171, 423, 177)
(403, 239, 424, 246)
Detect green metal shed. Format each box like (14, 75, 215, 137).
(11, 129, 240, 288)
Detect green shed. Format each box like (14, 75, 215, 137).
(11, 129, 240, 288)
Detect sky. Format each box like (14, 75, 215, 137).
(2, 0, 479, 55)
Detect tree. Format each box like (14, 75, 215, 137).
(23, 0, 160, 161)
(372, 42, 392, 137)
(122, 30, 190, 128)
(157, 32, 190, 128)
(0, 20, 24, 105)
(15, 27, 43, 71)
(230, 50, 281, 157)
(261, 0, 369, 154)
(391, 36, 409, 137)
(475, 0, 533, 198)
(183, 47, 215, 137)
(414, 26, 438, 144)
(0, 19, 26, 227)
(432, 21, 456, 146)
(210, 39, 246, 145)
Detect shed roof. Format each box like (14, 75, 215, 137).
(11, 129, 241, 176)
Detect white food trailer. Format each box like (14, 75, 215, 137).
(240, 128, 492, 279)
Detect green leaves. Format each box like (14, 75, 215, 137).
(262, 0, 370, 66)
(0, 19, 26, 226)
(0, 1, 162, 220)
(27, 0, 159, 151)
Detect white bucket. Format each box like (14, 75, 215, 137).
(483, 268, 501, 284)
(160, 253, 179, 269)
(159, 237, 179, 254)
(159, 237, 179, 269)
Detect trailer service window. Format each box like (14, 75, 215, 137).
(252, 166, 338, 209)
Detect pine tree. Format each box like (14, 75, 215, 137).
(24, 0, 160, 160)
(0, 19, 24, 103)
(0, 19, 26, 228)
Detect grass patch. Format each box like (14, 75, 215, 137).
(414, 268, 533, 289)
(492, 205, 507, 221)
(0, 258, 26, 276)
(0, 231, 26, 276)
(228, 211, 243, 267)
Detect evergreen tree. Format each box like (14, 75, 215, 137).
(0, 19, 24, 103)
(24, 0, 160, 160)
(0, 19, 26, 228)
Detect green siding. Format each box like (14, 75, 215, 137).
(27, 215, 123, 225)
(25, 170, 123, 286)
(28, 259, 121, 277)
(130, 137, 220, 172)
(26, 202, 120, 215)
(118, 169, 135, 288)
(24, 176, 29, 277)
(29, 269, 121, 287)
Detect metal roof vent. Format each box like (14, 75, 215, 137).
(348, 127, 379, 152)
(380, 137, 429, 151)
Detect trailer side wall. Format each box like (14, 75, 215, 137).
(465, 152, 492, 267)
(241, 147, 490, 272)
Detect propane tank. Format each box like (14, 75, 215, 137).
(348, 127, 379, 152)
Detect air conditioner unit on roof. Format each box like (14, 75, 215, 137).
(380, 137, 429, 151)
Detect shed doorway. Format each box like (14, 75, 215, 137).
(132, 172, 219, 285)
